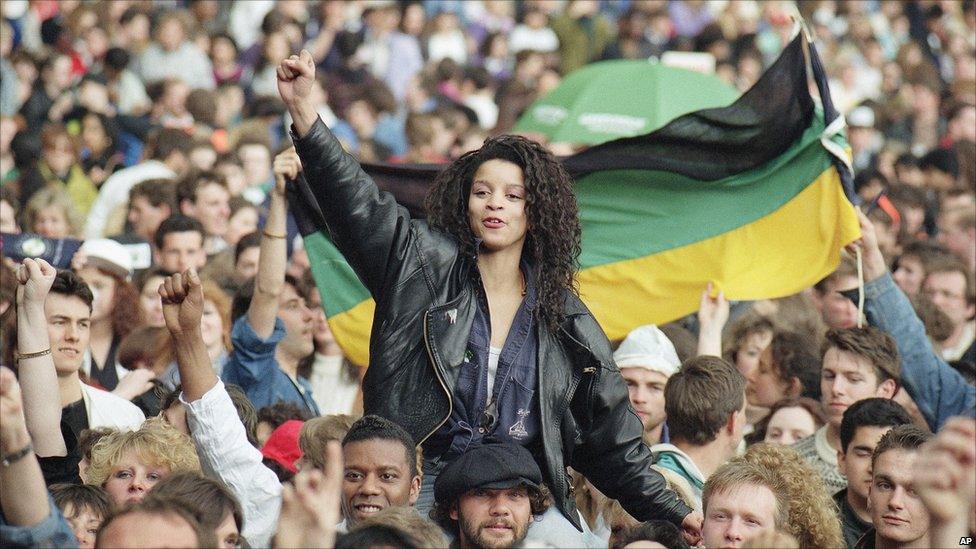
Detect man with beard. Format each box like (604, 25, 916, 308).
(432, 444, 551, 548)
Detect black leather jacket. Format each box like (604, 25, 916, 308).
(292, 118, 692, 528)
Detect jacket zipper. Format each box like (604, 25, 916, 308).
(418, 309, 454, 445)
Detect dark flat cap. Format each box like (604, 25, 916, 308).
(434, 444, 542, 504)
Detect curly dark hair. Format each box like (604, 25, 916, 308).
(429, 483, 552, 533)
(424, 135, 581, 329)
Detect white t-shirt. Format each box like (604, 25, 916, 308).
(487, 346, 502, 404)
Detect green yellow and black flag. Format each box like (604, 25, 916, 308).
(292, 32, 860, 366)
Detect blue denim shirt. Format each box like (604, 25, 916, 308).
(842, 273, 976, 430)
(429, 266, 540, 461)
(222, 316, 320, 415)
(0, 494, 77, 548)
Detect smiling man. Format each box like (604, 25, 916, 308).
(856, 425, 933, 549)
(340, 415, 422, 530)
(432, 443, 551, 549)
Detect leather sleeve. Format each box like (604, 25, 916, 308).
(569, 322, 692, 525)
(291, 117, 417, 299)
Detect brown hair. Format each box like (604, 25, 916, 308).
(50, 483, 113, 523)
(871, 424, 932, 467)
(702, 460, 789, 531)
(747, 396, 827, 445)
(129, 178, 177, 210)
(741, 443, 844, 548)
(723, 312, 775, 365)
(813, 256, 858, 294)
(147, 472, 243, 542)
(299, 414, 360, 471)
(353, 506, 447, 548)
(96, 495, 216, 548)
(822, 327, 901, 383)
(176, 170, 229, 207)
(664, 355, 746, 445)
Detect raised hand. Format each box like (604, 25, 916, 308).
(914, 417, 976, 524)
(844, 208, 886, 282)
(697, 282, 729, 332)
(158, 270, 205, 337)
(276, 49, 315, 108)
(273, 147, 302, 195)
(16, 258, 56, 305)
(112, 368, 157, 401)
(0, 367, 29, 453)
(276, 440, 343, 548)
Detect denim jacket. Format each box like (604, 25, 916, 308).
(841, 273, 976, 431)
(0, 495, 77, 548)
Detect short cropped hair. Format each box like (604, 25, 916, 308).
(664, 356, 746, 445)
(51, 269, 94, 310)
(352, 506, 447, 548)
(85, 418, 201, 487)
(871, 424, 932, 467)
(702, 460, 789, 532)
(769, 331, 822, 400)
(129, 178, 176, 210)
(300, 414, 360, 471)
(154, 215, 205, 250)
(839, 398, 912, 453)
(822, 327, 901, 383)
(342, 415, 418, 477)
(924, 255, 976, 307)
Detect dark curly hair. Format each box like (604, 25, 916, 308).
(424, 135, 581, 329)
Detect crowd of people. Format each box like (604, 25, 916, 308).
(0, 0, 974, 548)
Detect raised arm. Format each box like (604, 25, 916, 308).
(697, 283, 729, 357)
(14, 259, 65, 457)
(277, 50, 418, 299)
(159, 270, 216, 402)
(0, 367, 52, 527)
(245, 150, 297, 339)
(844, 209, 976, 430)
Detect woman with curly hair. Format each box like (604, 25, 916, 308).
(85, 418, 201, 508)
(740, 443, 844, 548)
(276, 50, 700, 542)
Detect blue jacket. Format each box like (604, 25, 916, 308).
(841, 273, 976, 431)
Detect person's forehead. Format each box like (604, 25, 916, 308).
(823, 347, 873, 373)
(851, 425, 892, 448)
(710, 483, 777, 516)
(163, 231, 203, 247)
(343, 438, 411, 469)
(925, 270, 966, 290)
(873, 449, 918, 482)
(45, 293, 91, 318)
(768, 406, 812, 426)
(472, 159, 525, 187)
(619, 367, 668, 383)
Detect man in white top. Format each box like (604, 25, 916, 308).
(16, 261, 144, 476)
(158, 269, 282, 547)
(84, 128, 190, 239)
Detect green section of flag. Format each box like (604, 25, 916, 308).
(305, 231, 371, 317)
(576, 114, 833, 268)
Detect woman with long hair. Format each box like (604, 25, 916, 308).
(277, 50, 700, 542)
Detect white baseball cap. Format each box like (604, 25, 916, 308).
(613, 325, 681, 377)
(78, 238, 134, 279)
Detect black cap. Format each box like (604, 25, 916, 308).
(434, 444, 542, 504)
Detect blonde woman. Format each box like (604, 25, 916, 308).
(85, 417, 201, 508)
(22, 186, 83, 238)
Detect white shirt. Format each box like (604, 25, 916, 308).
(307, 353, 360, 416)
(487, 346, 502, 404)
(84, 160, 175, 239)
(81, 383, 145, 430)
(182, 380, 282, 548)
